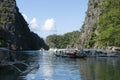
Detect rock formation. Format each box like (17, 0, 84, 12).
(80, 0, 120, 49)
(0, 0, 49, 50)
(80, 0, 103, 49)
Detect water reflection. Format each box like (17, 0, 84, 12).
(35, 51, 82, 80)
(36, 52, 120, 80)
(0, 50, 40, 80)
(0, 51, 120, 80)
(79, 58, 120, 80)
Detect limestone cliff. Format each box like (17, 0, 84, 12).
(0, 0, 49, 50)
(80, 0, 120, 49)
(80, 0, 103, 49)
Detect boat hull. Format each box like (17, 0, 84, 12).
(67, 53, 86, 58)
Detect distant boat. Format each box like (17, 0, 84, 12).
(67, 52, 87, 58)
(95, 50, 118, 57)
(53, 49, 86, 58)
(83, 49, 118, 57)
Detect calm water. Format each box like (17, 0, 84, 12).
(0, 51, 120, 80)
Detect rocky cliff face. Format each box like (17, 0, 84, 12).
(0, 0, 49, 50)
(80, 0, 103, 49)
(80, 0, 120, 49)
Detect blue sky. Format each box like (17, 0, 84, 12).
(16, 0, 88, 38)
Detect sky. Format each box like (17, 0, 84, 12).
(16, 0, 88, 38)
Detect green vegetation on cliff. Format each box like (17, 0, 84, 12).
(97, 0, 120, 48)
(81, 0, 120, 49)
(46, 0, 120, 49)
(46, 31, 80, 48)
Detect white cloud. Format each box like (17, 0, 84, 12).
(29, 18, 40, 29)
(22, 13, 28, 22)
(22, 13, 40, 30)
(42, 18, 55, 31)
(21, 13, 56, 38)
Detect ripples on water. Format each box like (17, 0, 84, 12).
(0, 51, 120, 80)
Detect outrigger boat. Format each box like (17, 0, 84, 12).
(83, 49, 118, 57)
(52, 48, 118, 58)
(67, 52, 86, 58)
(54, 49, 87, 58)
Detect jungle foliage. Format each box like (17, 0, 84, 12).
(46, 31, 80, 48)
(97, 0, 120, 48)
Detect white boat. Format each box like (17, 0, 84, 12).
(83, 49, 118, 57)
